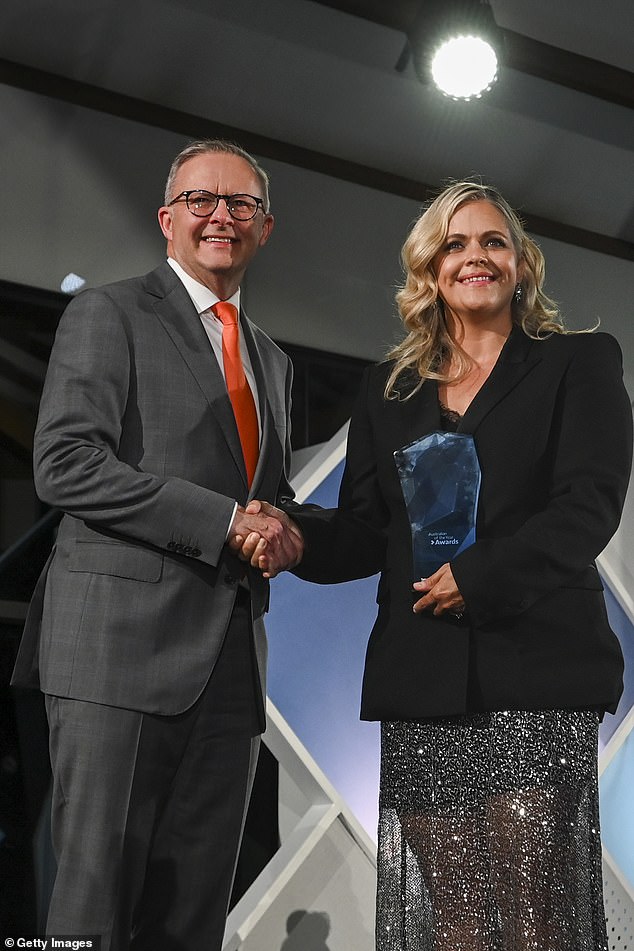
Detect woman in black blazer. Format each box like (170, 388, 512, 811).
(245, 182, 632, 950)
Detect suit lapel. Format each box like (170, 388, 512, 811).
(391, 373, 442, 452)
(242, 313, 284, 497)
(146, 264, 248, 486)
(458, 327, 541, 434)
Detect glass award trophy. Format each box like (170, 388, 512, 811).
(394, 431, 481, 577)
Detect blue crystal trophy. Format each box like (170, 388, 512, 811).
(394, 432, 481, 577)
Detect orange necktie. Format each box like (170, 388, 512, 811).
(212, 301, 259, 486)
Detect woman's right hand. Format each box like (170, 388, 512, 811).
(413, 564, 465, 617)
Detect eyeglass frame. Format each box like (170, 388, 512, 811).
(167, 190, 265, 220)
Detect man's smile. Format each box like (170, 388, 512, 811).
(202, 235, 237, 244)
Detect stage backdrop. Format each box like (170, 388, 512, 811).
(267, 444, 381, 839)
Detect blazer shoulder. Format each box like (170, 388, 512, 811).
(64, 265, 169, 311)
(360, 360, 389, 390)
(363, 359, 434, 404)
(62, 264, 183, 321)
(352, 361, 391, 409)
(536, 329, 622, 357)
(362, 359, 416, 391)
(526, 330, 624, 376)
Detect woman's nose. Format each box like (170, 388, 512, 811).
(466, 241, 487, 264)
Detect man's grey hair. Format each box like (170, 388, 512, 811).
(164, 139, 271, 212)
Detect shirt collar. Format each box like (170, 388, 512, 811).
(167, 258, 241, 315)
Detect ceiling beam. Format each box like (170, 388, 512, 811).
(312, 0, 634, 110)
(502, 30, 634, 110)
(1, 57, 632, 262)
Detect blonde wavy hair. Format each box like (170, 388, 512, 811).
(386, 181, 565, 400)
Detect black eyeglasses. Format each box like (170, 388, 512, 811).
(168, 190, 264, 221)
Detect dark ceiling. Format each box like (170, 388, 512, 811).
(1, 0, 633, 260)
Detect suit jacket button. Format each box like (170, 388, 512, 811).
(182, 546, 192, 555)
(191, 548, 202, 557)
(167, 541, 177, 551)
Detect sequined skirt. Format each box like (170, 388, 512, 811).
(377, 711, 607, 951)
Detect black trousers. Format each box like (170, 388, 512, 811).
(45, 593, 261, 951)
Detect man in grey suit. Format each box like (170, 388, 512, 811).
(12, 139, 303, 950)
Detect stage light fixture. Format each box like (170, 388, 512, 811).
(397, 0, 503, 101)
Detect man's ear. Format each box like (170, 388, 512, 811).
(158, 206, 174, 242)
(258, 213, 275, 248)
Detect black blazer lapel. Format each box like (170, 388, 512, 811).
(459, 327, 542, 435)
(147, 264, 248, 485)
(391, 375, 442, 452)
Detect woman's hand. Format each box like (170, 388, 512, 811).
(413, 564, 465, 617)
(228, 500, 304, 578)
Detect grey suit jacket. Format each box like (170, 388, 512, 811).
(12, 262, 295, 716)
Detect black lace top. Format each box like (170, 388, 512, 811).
(439, 402, 462, 432)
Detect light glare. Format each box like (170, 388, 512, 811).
(431, 34, 498, 100)
(60, 272, 86, 295)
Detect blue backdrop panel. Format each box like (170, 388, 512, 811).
(266, 459, 381, 839)
(601, 729, 634, 890)
(600, 584, 634, 746)
(599, 582, 634, 893)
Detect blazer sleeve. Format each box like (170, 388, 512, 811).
(34, 288, 237, 568)
(291, 366, 387, 583)
(451, 333, 633, 627)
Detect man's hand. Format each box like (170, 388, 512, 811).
(228, 501, 304, 578)
(412, 563, 465, 617)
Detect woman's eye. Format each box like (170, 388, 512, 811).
(446, 240, 463, 251)
(486, 237, 506, 247)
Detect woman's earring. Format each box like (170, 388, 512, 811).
(514, 283, 523, 303)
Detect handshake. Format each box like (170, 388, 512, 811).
(228, 500, 304, 579)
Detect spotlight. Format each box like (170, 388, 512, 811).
(397, 0, 503, 101)
(431, 34, 498, 100)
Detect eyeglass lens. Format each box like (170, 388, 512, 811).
(186, 191, 260, 220)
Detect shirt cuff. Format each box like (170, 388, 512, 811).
(225, 501, 239, 541)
